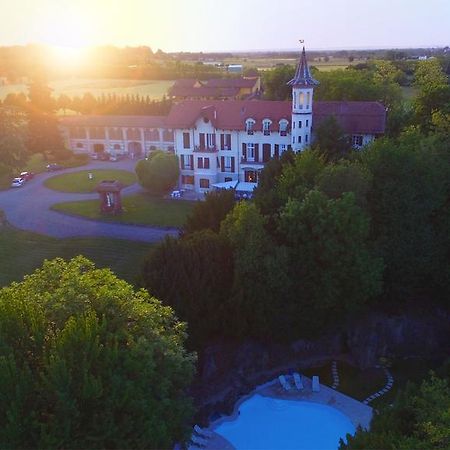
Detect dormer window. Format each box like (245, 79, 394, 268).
(262, 119, 272, 136)
(279, 119, 289, 136)
(246, 119, 255, 135)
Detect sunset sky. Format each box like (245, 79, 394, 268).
(1, 0, 449, 52)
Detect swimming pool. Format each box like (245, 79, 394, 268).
(213, 394, 355, 450)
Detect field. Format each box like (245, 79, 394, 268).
(222, 56, 361, 71)
(45, 169, 137, 193)
(0, 224, 152, 287)
(0, 78, 173, 100)
(52, 193, 195, 228)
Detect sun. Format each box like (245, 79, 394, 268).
(51, 45, 87, 67)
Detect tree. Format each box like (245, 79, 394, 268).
(135, 150, 179, 194)
(263, 65, 295, 100)
(279, 191, 383, 334)
(0, 257, 195, 449)
(0, 107, 28, 172)
(26, 77, 65, 158)
(183, 189, 236, 235)
(341, 369, 450, 449)
(220, 202, 291, 339)
(312, 116, 352, 161)
(140, 231, 234, 344)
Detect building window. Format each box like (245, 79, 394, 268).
(221, 133, 231, 150)
(246, 119, 255, 135)
(244, 170, 257, 183)
(298, 136, 302, 143)
(306, 92, 311, 108)
(292, 136, 295, 144)
(183, 132, 190, 149)
(181, 175, 194, 185)
(109, 127, 122, 140)
(306, 119, 309, 127)
(352, 135, 364, 147)
(299, 121, 302, 128)
(279, 119, 288, 136)
(305, 134, 308, 143)
(163, 129, 174, 142)
(197, 157, 203, 169)
(113, 144, 121, 150)
(182, 154, 192, 169)
(144, 128, 159, 141)
(224, 156, 232, 169)
(204, 158, 210, 169)
(224, 177, 232, 182)
(262, 119, 271, 136)
(298, 92, 304, 109)
(127, 128, 140, 140)
(247, 143, 255, 161)
(200, 178, 210, 189)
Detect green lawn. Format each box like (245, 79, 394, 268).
(52, 193, 195, 228)
(0, 224, 152, 287)
(45, 169, 137, 193)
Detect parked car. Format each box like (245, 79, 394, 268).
(46, 163, 64, 172)
(11, 177, 25, 188)
(20, 171, 34, 181)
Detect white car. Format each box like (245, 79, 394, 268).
(11, 177, 25, 188)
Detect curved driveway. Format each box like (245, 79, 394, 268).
(0, 160, 178, 243)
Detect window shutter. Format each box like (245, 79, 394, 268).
(212, 134, 216, 146)
(220, 134, 224, 150)
(255, 144, 259, 162)
(205, 158, 210, 169)
(199, 133, 205, 149)
(231, 157, 235, 173)
(181, 156, 185, 170)
(242, 143, 247, 160)
(221, 156, 225, 173)
(190, 155, 194, 168)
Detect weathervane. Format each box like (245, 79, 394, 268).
(299, 39, 305, 44)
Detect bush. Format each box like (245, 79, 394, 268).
(136, 151, 179, 194)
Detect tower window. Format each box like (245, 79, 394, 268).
(299, 92, 304, 109)
(306, 119, 309, 127)
(305, 134, 309, 143)
(299, 121, 302, 128)
(306, 92, 311, 108)
(298, 136, 302, 143)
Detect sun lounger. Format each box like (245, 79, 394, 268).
(190, 434, 208, 447)
(293, 372, 304, 390)
(312, 375, 320, 392)
(278, 374, 292, 391)
(194, 424, 213, 438)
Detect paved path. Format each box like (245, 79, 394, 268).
(0, 160, 179, 243)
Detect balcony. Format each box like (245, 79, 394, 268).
(241, 157, 264, 165)
(194, 145, 218, 153)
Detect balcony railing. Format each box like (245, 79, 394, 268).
(194, 145, 218, 153)
(241, 157, 264, 165)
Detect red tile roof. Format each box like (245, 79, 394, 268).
(166, 100, 291, 130)
(206, 77, 259, 89)
(169, 85, 240, 98)
(314, 101, 386, 135)
(166, 99, 386, 134)
(59, 115, 167, 128)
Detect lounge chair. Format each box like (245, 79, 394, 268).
(278, 374, 292, 391)
(312, 375, 320, 392)
(190, 434, 208, 447)
(293, 372, 304, 390)
(194, 424, 213, 438)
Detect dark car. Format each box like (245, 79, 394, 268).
(20, 171, 34, 181)
(46, 164, 64, 172)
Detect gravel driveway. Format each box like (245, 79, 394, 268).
(0, 160, 179, 243)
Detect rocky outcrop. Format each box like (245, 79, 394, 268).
(192, 308, 450, 422)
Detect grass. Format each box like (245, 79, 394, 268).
(0, 223, 152, 287)
(301, 357, 443, 408)
(0, 78, 173, 101)
(52, 193, 195, 228)
(45, 169, 137, 193)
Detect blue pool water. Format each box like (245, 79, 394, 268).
(213, 394, 355, 450)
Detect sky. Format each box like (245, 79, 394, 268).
(0, 0, 449, 52)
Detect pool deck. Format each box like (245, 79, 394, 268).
(188, 375, 372, 450)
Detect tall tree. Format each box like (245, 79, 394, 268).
(0, 257, 196, 449)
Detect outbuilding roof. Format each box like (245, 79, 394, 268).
(59, 115, 167, 128)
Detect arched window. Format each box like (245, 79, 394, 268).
(245, 119, 255, 135)
(306, 92, 311, 109)
(279, 119, 289, 136)
(298, 92, 304, 109)
(262, 119, 272, 135)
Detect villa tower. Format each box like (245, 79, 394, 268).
(287, 45, 319, 151)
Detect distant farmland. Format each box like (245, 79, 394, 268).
(0, 78, 173, 100)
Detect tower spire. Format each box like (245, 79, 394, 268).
(287, 44, 319, 87)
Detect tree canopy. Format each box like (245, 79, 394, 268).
(135, 150, 179, 194)
(0, 257, 195, 449)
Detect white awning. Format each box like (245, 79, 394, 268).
(211, 180, 238, 190)
(235, 182, 257, 192)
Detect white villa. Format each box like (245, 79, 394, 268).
(60, 47, 386, 195)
